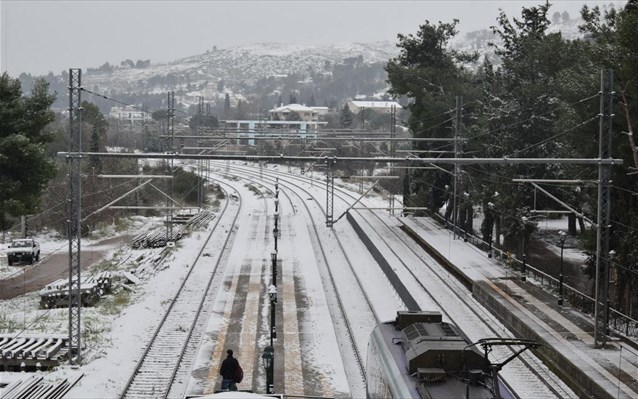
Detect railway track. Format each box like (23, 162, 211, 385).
(349, 204, 576, 398)
(216, 161, 575, 398)
(120, 183, 241, 399)
(211, 163, 382, 396)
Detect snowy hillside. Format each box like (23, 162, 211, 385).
(82, 42, 399, 94)
(449, 14, 587, 65)
(67, 13, 593, 111)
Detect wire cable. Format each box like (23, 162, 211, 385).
(505, 116, 598, 158)
(470, 93, 599, 140)
(81, 88, 192, 117)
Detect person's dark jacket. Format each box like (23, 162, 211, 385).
(220, 356, 239, 380)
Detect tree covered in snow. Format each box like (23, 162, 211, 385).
(83, 101, 109, 174)
(578, 0, 638, 312)
(0, 73, 57, 235)
(340, 103, 353, 128)
(478, 1, 594, 251)
(387, 0, 638, 294)
(386, 19, 479, 217)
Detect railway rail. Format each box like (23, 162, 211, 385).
(120, 184, 241, 399)
(212, 162, 382, 396)
(215, 161, 575, 398)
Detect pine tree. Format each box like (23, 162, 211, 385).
(82, 101, 108, 174)
(0, 73, 56, 233)
(579, 0, 638, 310)
(236, 100, 247, 120)
(386, 19, 477, 212)
(340, 104, 353, 128)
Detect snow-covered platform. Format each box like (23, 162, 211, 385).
(400, 216, 638, 399)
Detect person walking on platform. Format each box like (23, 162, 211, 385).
(220, 349, 241, 391)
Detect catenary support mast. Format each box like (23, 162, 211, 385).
(66, 69, 82, 364)
(325, 158, 335, 227)
(165, 92, 175, 241)
(595, 69, 614, 348)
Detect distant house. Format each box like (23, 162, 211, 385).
(269, 104, 327, 122)
(347, 100, 402, 114)
(109, 106, 151, 124)
(310, 106, 330, 116)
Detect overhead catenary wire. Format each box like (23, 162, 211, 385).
(426, 109, 601, 156)
(4, 177, 144, 235)
(505, 116, 599, 158)
(410, 172, 638, 280)
(81, 87, 192, 117)
(412, 93, 599, 158)
(463, 93, 600, 143)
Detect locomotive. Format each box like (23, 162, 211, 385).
(366, 311, 521, 399)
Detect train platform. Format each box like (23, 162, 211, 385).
(400, 216, 638, 399)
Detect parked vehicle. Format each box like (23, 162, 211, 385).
(6, 238, 40, 265)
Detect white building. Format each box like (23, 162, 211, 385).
(346, 100, 402, 114)
(269, 104, 328, 122)
(109, 106, 152, 124)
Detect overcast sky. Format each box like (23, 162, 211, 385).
(0, 0, 627, 76)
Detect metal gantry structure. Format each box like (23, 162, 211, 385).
(594, 69, 614, 348)
(66, 69, 83, 364)
(453, 96, 463, 239)
(63, 70, 623, 356)
(325, 158, 335, 227)
(165, 92, 175, 242)
(197, 96, 205, 207)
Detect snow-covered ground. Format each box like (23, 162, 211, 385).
(0, 168, 358, 397)
(0, 162, 589, 397)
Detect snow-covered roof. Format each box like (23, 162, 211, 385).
(269, 103, 314, 113)
(349, 100, 402, 109)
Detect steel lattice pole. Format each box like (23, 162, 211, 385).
(67, 69, 82, 364)
(165, 92, 175, 242)
(594, 70, 613, 348)
(325, 158, 334, 227)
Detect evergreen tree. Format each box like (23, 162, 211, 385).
(142, 124, 162, 152)
(189, 114, 219, 131)
(224, 93, 231, 117)
(82, 101, 108, 174)
(481, 1, 593, 250)
(0, 73, 56, 233)
(236, 100, 247, 120)
(340, 103, 354, 128)
(386, 19, 478, 214)
(285, 111, 301, 121)
(579, 0, 638, 311)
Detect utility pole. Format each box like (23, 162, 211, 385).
(325, 158, 335, 227)
(361, 106, 365, 130)
(206, 102, 212, 198)
(594, 70, 614, 348)
(389, 105, 396, 215)
(165, 92, 175, 242)
(453, 96, 463, 239)
(197, 96, 204, 208)
(67, 68, 82, 364)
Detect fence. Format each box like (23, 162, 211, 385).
(430, 213, 638, 338)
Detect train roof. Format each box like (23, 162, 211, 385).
(368, 311, 515, 399)
(187, 392, 277, 398)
